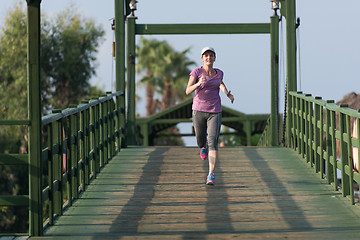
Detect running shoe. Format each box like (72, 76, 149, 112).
(200, 142, 208, 160)
(206, 173, 215, 185)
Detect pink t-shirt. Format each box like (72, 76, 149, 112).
(189, 67, 223, 113)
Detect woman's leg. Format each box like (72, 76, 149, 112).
(192, 110, 207, 148)
(207, 112, 222, 173)
(208, 150, 218, 173)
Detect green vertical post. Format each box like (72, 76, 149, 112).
(314, 96, 324, 173)
(293, 94, 298, 151)
(270, 13, 279, 146)
(330, 109, 338, 189)
(127, 16, 137, 145)
(83, 102, 90, 185)
(114, 0, 126, 147)
(285, 0, 297, 147)
(291, 94, 296, 149)
(300, 96, 305, 158)
(286, 0, 297, 93)
(287, 91, 293, 148)
(140, 122, 149, 146)
(245, 120, 252, 146)
(325, 101, 334, 184)
(47, 124, 54, 226)
(79, 103, 87, 188)
(65, 116, 72, 206)
(99, 99, 105, 167)
(318, 98, 324, 177)
(314, 97, 322, 174)
(339, 106, 350, 197)
(345, 113, 354, 204)
(69, 107, 78, 199)
(89, 104, 96, 176)
(307, 95, 314, 166)
(27, 0, 42, 236)
(52, 110, 63, 217)
(93, 98, 101, 174)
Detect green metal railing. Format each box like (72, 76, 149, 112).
(0, 122, 30, 236)
(258, 118, 272, 146)
(288, 91, 360, 205)
(0, 91, 124, 235)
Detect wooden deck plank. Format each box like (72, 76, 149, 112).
(31, 146, 360, 239)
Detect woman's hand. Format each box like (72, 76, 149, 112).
(227, 91, 234, 104)
(186, 74, 205, 95)
(198, 74, 206, 86)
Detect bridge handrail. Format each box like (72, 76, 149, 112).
(288, 91, 360, 205)
(0, 91, 125, 235)
(257, 117, 271, 146)
(40, 91, 125, 230)
(41, 91, 123, 125)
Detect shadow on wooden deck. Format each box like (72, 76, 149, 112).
(29, 146, 360, 239)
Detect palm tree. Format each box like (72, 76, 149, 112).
(168, 48, 195, 107)
(156, 46, 195, 110)
(137, 37, 162, 116)
(136, 37, 195, 115)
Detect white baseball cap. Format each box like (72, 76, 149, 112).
(201, 47, 216, 56)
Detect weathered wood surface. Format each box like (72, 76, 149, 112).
(32, 147, 360, 239)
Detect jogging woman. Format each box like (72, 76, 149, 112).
(185, 47, 234, 185)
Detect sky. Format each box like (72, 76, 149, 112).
(1, 0, 360, 145)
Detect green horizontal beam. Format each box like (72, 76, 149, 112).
(152, 118, 192, 124)
(42, 91, 124, 125)
(150, 116, 270, 126)
(0, 195, 29, 206)
(158, 131, 241, 137)
(224, 115, 270, 121)
(0, 154, 28, 165)
(0, 120, 30, 126)
(222, 117, 253, 122)
(135, 23, 271, 35)
(150, 116, 269, 125)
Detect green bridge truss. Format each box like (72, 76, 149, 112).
(0, 0, 298, 236)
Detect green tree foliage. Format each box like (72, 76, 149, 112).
(0, 4, 105, 153)
(0, 3, 105, 233)
(41, 8, 105, 110)
(0, 4, 28, 154)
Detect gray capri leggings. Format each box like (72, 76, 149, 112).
(192, 110, 222, 151)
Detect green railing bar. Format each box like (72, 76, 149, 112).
(0, 120, 31, 125)
(135, 23, 271, 35)
(151, 119, 192, 124)
(0, 195, 29, 206)
(41, 92, 124, 125)
(290, 91, 327, 106)
(257, 117, 271, 147)
(0, 154, 28, 165)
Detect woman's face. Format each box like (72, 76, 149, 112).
(201, 51, 216, 66)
